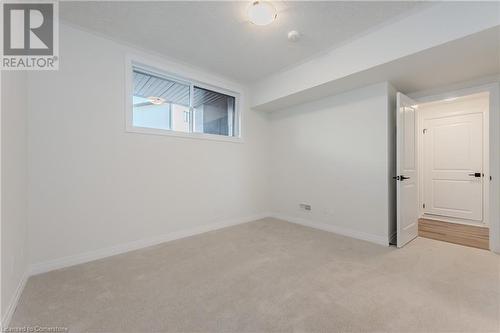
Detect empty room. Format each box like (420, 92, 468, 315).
(1, 1, 499, 332)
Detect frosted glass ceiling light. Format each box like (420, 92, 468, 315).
(248, 1, 277, 26)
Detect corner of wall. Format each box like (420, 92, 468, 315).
(0, 271, 29, 329)
(1, 71, 30, 328)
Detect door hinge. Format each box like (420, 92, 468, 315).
(423, 129, 428, 134)
(423, 203, 426, 209)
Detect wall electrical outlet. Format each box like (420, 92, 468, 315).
(299, 203, 312, 211)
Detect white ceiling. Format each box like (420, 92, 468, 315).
(60, 1, 429, 83)
(253, 26, 500, 111)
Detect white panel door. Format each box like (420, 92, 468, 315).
(423, 113, 483, 221)
(397, 93, 419, 248)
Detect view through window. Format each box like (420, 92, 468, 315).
(132, 66, 238, 137)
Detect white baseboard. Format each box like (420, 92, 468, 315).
(29, 212, 271, 276)
(271, 213, 388, 246)
(1, 271, 29, 329)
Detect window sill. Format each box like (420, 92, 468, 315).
(125, 126, 244, 143)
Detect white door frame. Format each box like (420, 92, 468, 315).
(417, 94, 489, 226)
(412, 82, 500, 253)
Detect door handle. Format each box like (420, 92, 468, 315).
(468, 172, 482, 178)
(393, 175, 410, 181)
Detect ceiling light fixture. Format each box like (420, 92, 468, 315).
(248, 1, 277, 26)
(148, 96, 166, 105)
(444, 97, 458, 102)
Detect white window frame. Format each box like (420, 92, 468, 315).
(125, 56, 242, 143)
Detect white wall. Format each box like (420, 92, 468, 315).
(1, 71, 29, 323)
(26, 24, 270, 270)
(269, 83, 393, 245)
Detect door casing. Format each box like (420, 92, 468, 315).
(411, 82, 499, 253)
(418, 93, 489, 225)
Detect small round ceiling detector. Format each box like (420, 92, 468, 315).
(288, 30, 301, 42)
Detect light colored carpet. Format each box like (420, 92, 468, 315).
(10, 218, 500, 332)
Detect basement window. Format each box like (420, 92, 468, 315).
(127, 61, 240, 141)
